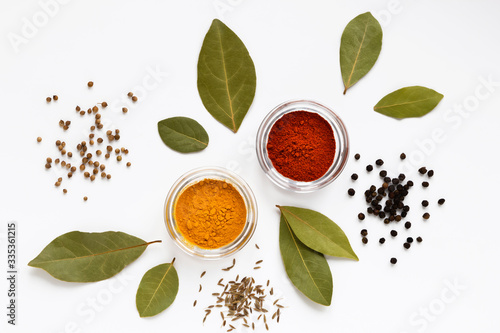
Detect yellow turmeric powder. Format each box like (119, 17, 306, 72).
(174, 178, 247, 249)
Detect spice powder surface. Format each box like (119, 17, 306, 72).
(174, 179, 246, 249)
(267, 111, 336, 182)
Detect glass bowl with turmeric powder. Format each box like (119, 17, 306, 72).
(165, 167, 258, 259)
(256, 99, 349, 192)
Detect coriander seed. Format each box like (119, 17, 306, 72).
(132, 96, 138, 102)
(37, 137, 42, 142)
(46, 97, 51, 102)
(122, 107, 128, 113)
(87, 81, 93, 87)
(117, 156, 122, 161)
(126, 162, 131, 167)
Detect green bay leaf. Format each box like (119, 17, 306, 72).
(197, 19, 256, 133)
(278, 206, 358, 261)
(136, 262, 179, 318)
(340, 12, 383, 94)
(28, 231, 161, 282)
(374, 86, 444, 119)
(279, 215, 332, 306)
(157, 117, 209, 153)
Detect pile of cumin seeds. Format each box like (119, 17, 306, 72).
(204, 275, 283, 331)
(197, 257, 284, 331)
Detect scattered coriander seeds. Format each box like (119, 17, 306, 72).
(101, 102, 108, 108)
(83, 196, 88, 201)
(37, 137, 42, 142)
(106, 174, 111, 179)
(96, 150, 102, 156)
(53, 95, 58, 101)
(63, 189, 67, 194)
(126, 162, 131, 167)
(46, 97, 51, 102)
(117, 156, 122, 162)
(87, 81, 93, 87)
(132, 96, 138, 102)
(105, 153, 110, 159)
(122, 107, 128, 113)
(76, 106, 81, 111)
(127, 92, 133, 97)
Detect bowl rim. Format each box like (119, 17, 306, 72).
(255, 99, 350, 193)
(164, 166, 258, 259)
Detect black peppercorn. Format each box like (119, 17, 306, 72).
(354, 153, 360, 160)
(358, 213, 365, 220)
(384, 177, 391, 183)
(422, 181, 429, 188)
(423, 212, 430, 220)
(390, 258, 397, 264)
(416, 237, 423, 243)
(390, 230, 397, 237)
(422, 200, 429, 207)
(351, 173, 358, 180)
(427, 170, 434, 177)
(362, 237, 368, 244)
(348, 188, 355, 196)
(398, 173, 405, 181)
(379, 238, 385, 244)
(400, 153, 406, 160)
(361, 229, 368, 236)
(403, 242, 411, 249)
(375, 159, 384, 166)
(366, 165, 373, 172)
(438, 198, 445, 205)
(404, 221, 411, 229)
(379, 170, 387, 177)
(407, 237, 413, 243)
(419, 167, 427, 174)
(407, 180, 414, 187)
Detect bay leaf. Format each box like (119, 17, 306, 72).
(279, 215, 332, 306)
(28, 231, 161, 282)
(136, 261, 179, 318)
(340, 12, 383, 94)
(373, 86, 444, 119)
(197, 19, 256, 133)
(278, 206, 358, 261)
(157, 117, 209, 153)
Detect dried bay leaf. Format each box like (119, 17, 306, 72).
(340, 12, 383, 94)
(28, 231, 161, 282)
(277, 206, 358, 261)
(279, 215, 332, 306)
(158, 117, 209, 153)
(136, 262, 179, 318)
(197, 19, 256, 133)
(374, 86, 444, 119)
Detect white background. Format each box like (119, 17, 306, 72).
(1, 0, 500, 332)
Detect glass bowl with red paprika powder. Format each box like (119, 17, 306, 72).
(164, 167, 258, 259)
(256, 100, 349, 192)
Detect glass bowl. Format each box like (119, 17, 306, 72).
(164, 167, 258, 259)
(256, 99, 349, 193)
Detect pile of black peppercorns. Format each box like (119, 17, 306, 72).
(348, 153, 445, 265)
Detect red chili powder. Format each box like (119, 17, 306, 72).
(266, 111, 336, 182)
